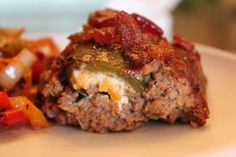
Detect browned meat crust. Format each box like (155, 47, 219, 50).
(38, 9, 209, 133)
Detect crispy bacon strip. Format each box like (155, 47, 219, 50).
(68, 10, 173, 68)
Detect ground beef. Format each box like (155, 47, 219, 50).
(42, 76, 63, 97)
(142, 61, 200, 124)
(40, 82, 146, 133)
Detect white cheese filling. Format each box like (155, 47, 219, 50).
(71, 69, 133, 111)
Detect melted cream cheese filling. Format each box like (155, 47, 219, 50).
(71, 69, 133, 111)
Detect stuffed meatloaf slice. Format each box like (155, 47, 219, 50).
(40, 43, 147, 132)
(39, 9, 209, 133)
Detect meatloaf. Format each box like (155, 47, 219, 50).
(38, 9, 209, 133)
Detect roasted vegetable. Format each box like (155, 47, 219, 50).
(0, 28, 25, 57)
(0, 27, 59, 99)
(0, 109, 27, 126)
(0, 91, 11, 111)
(0, 49, 36, 90)
(0, 91, 48, 129)
(9, 96, 48, 129)
(0, 27, 24, 37)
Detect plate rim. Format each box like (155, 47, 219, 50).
(195, 43, 236, 61)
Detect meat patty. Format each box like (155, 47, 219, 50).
(38, 9, 209, 133)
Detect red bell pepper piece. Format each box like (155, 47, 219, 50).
(0, 109, 27, 126)
(0, 91, 11, 111)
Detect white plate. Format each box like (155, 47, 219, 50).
(1, 36, 236, 157)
